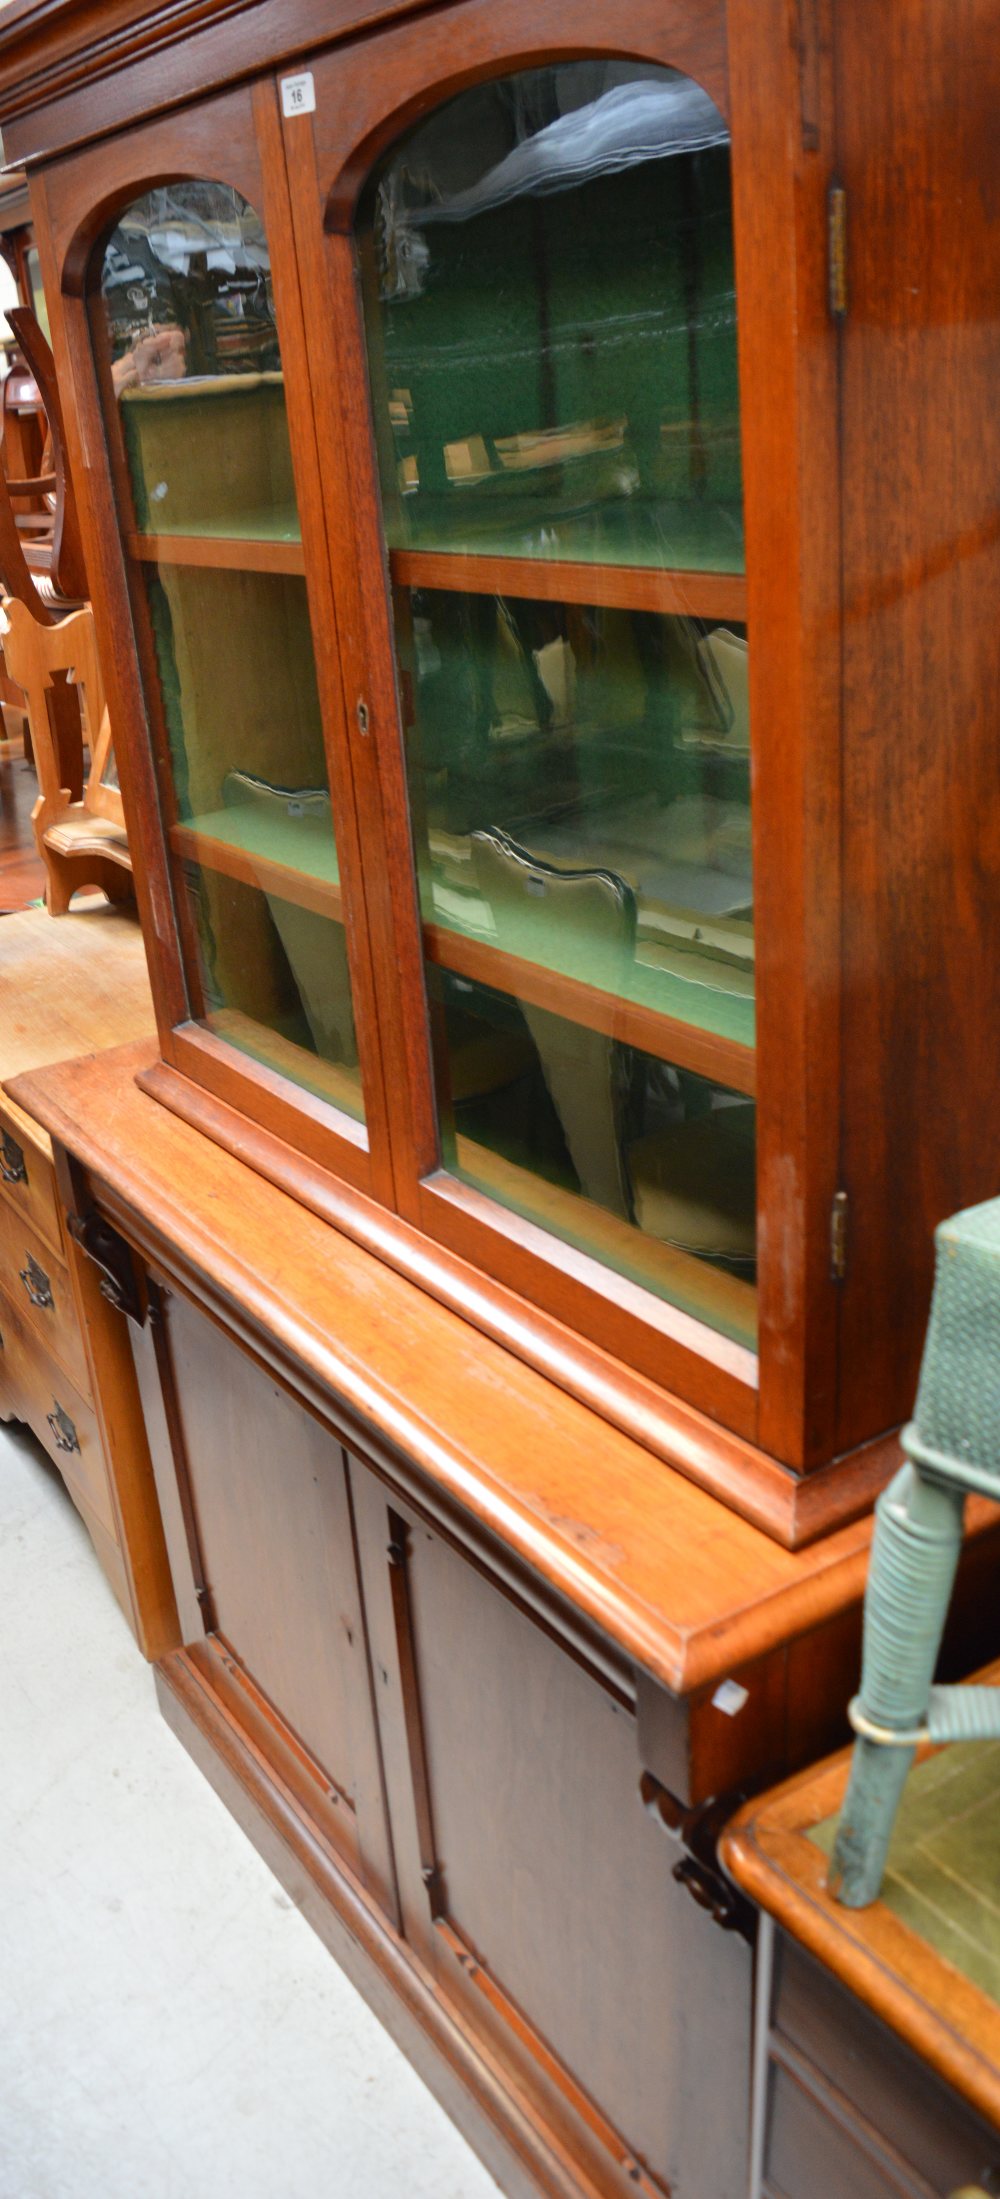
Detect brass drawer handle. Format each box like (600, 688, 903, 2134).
(46, 1401, 79, 1455)
(19, 1253, 53, 1309)
(0, 1129, 26, 1185)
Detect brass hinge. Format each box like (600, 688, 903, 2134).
(828, 183, 848, 318)
(831, 1189, 849, 1281)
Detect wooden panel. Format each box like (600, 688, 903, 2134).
(726, 0, 843, 1467)
(54, 1143, 180, 1662)
(835, 0, 1000, 1450)
(126, 1280, 397, 1908)
(0, 1196, 89, 1395)
(0, 1280, 113, 1536)
(354, 1467, 752, 2199)
(147, 1286, 359, 1801)
(0, 1093, 62, 1256)
(774, 1939, 1000, 2195)
(155, 1642, 606, 2199)
(766, 2061, 914, 2199)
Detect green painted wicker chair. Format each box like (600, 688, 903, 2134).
(832, 1195, 1000, 1908)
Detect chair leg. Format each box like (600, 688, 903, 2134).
(831, 1462, 965, 1907)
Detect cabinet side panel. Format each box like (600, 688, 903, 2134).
(836, 0, 1000, 1446)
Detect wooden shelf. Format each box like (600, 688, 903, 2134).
(170, 812, 752, 1091)
(390, 546, 747, 621)
(424, 921, 756, 1094)
(170, 813, 342, 922)
(129, 530, 305, 576)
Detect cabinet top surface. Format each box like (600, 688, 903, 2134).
(3, 1030, 925, 1696)
(722, 1662, 1000, 2131)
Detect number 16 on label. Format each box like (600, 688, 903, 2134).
(281, 73, 316, 117)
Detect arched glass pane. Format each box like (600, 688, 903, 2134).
(98, 182, 363, 1123)
(360, 63, 742, 571)
(360, 67, 755, 1347)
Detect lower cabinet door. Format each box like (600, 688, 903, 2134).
(349, 1455, 752, 2199)
(127, 1279, 392, 1906)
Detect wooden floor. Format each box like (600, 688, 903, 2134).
(0, 737, 45, 912)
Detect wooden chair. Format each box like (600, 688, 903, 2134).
(0, 306, 87, 614)
(0, 595, 132, 914)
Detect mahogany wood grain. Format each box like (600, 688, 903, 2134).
(169, 821, 344, 922)
(0, 1272, 111, 1529)
(0, 1, 438, 169)
(422, 921, 756, 1096)
(134, 1280, 396, 1897)
(423, 1161, 758, 1405)
(727, 0, 843, 1469)
(37, 80, 393, 1204)
(55, 1147, 180, 1660)
(282, 112, 441, 1197)
(40, 1030, 897, 1547)
(722, 1660, 1000, 2136)
(129, 530, 306, 575)
(252, 74, 396, 1206)
(389, 547, 748, 623)
(155, 1643, 619, 2199)
(287, 9, 769, 1432)
(17, 1035, 1000, 1696)
(168, 1021, 371, 1185)
(833, 0, 1000, 1453)
(16, 0, 1000, 1519)
(351, 1462, 749, 2198)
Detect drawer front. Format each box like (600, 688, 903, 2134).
(0, 1101, 63, 1257)
(0, 1197, 89, 1396)
(767, 2059, 918, 2199)
(769, 1937, 1000, 2198)
(0, 1286, 114, 1537)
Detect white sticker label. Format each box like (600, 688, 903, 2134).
(281, 72, 316, 117)
(712, 1678, 750, 1719)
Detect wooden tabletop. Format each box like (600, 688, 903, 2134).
(722, 1670, 1000, 2131)
(0, 903, 154, 1151)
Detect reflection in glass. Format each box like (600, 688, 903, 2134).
(101, 183, 295, 540)
(362, 61, 755, 1339)
(430, 967, 756, 1347)
(360, 63, 741, 569)
(401, 587, 753, 1046)
(98, 184, 362, 1121)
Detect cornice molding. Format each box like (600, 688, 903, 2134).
(0, 2, 249, 126)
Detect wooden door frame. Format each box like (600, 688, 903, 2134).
(280, 0, 843, 1465)
(31, 79, 395, 1204)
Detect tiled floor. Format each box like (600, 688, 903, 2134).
(0, 1418, 500, 2199)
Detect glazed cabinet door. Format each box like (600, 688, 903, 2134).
(127, 1276, 396, 1916)
(33, 84, 392, 1203)
(279, 0, 843, 1468)
(349, 1454, 752, 2199)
